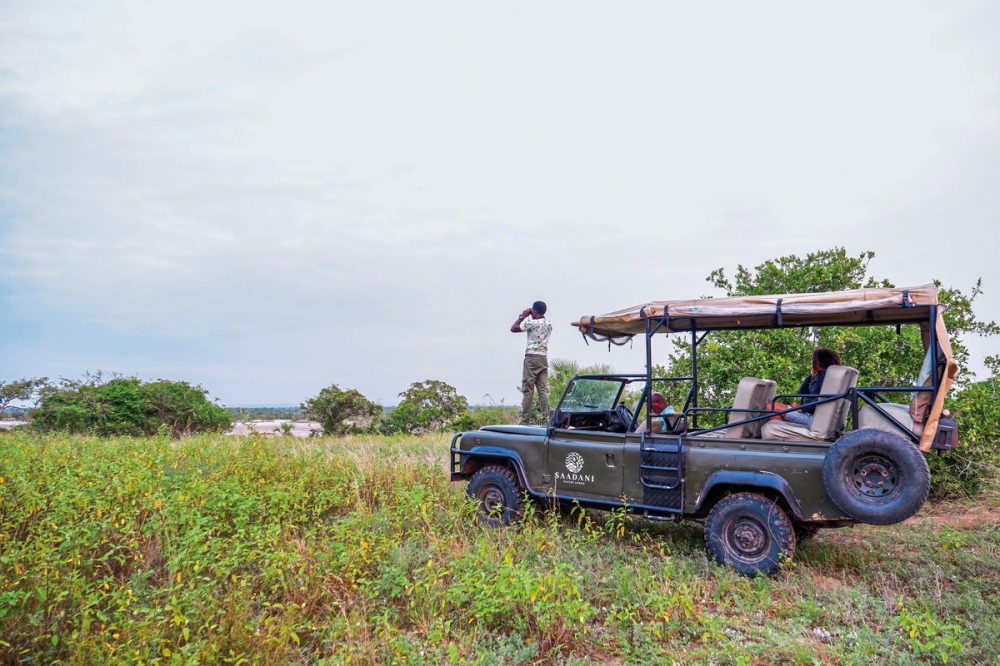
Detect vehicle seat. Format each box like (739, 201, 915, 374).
(859, 345, 937, 438)
(699, 377, 777, 439)
(858, 402, 915, 436)
(760, 365, 859, 442)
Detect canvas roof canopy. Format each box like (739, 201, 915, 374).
(573, 284, 959, 452)
(573, 284, 941, 336)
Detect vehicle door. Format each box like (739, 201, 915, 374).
(545, 378, 627, 501)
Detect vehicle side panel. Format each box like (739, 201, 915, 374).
(457, 429, 547, 490)
(546, 429, 624, 500)
(684, 437, 850, 521)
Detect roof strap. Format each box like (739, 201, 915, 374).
(580, 315, 632, 348)
(902, 289, 912, 307)
(582, 330, 633, 348)
(580, 316, 597, 345)
(775, 298, 783, 326)
(664, 305, 671, 330)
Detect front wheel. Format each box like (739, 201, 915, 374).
(704, 492, 795, 576)
(467, 465, 525, 527)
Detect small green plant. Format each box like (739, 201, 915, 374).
(937, 526, 971, 551)
(898, 607, 966, 663)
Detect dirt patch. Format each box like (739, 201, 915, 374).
(905, 496, 1000, 529)
(810, 572, 845, 592)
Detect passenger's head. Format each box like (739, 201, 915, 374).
(531, 300, 547, 316)
(650, 392, 667, 414)
(812, 347, 842, 372)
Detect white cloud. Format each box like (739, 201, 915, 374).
(1, 0, 998, 403)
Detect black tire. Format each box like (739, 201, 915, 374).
(821, 429, 930, 525)
(704, 492, 795, 576)
(794, 523, 819, 542)
(467, 465, 525, 527)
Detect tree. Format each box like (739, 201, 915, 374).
(0, 377, 49, 416)
(380, 380, 468, 434)
(300, 384, 382, 435)
(661, 248, 998, 412)
(658, 248, 999, 497)
(137, 380, 232, 437)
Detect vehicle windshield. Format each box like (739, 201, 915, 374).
(559, 378, 624, 412)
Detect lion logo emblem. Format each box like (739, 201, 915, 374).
(565, 452, 585, 474)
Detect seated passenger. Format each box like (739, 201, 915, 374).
(779, 348, 842, 427)
(634, 392, 674, 434)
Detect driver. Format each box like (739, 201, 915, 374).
(634, 392, 674, 433)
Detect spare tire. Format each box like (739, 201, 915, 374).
(822, 428, 930, 525)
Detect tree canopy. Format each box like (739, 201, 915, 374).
(380, 380, 469, 435)
(300, 385, 382, 436)
(31, 375, 231, 437)
(659, 248, 998, 414)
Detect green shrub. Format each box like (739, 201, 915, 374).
(300, 384, 382, 435)
(31, 376, 230, 437)
(451, 405, 520, 431)
(379, 380, 468, 434)
(931, 366, 1000, 498)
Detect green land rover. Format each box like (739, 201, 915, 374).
(450, 285, 959, 575)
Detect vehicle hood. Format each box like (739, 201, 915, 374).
(478, 425, 547, 437)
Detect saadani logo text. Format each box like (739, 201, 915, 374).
(555, 451, 594, 485)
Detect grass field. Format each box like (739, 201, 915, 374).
(1, 432, 997, 665)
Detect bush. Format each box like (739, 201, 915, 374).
(380, 380, 468, 434)
(31, 376, 230, 437)
(451, 405, 520, 431)
(137, 380, 233, 437)
(930, 362, 1000, 498)
(301, 385, 382, 435)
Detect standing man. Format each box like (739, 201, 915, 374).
(511, 300, 552, 424)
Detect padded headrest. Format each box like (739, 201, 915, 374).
(726, 377, 777, 438)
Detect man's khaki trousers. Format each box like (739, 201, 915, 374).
(520, 354, 549, 423)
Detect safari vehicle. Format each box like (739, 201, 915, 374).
(450, 285, 960, 575)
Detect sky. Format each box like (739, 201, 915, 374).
(1, 1, 998, 406)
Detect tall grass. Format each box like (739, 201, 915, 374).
(1, 431, 997, 664)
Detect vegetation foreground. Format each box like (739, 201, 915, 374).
(0, 433, 997, 665)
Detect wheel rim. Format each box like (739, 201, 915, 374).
(725, 516, 769, 561)
(478, 484, 506, 517)
(850, 454, 899, 499)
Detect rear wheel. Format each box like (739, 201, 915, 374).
(467, 465, 524, 527)
(822, 429, 930, 525)
(705, 492, 795, 576)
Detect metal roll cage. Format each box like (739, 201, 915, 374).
(568, 302, 943, 443)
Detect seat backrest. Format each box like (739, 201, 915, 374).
(724, 377, 777, 438)
(809, 365, 859, 440)
(907, 345, 937, 436)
